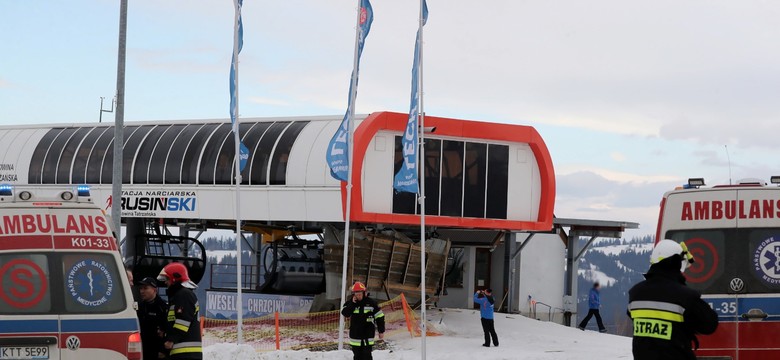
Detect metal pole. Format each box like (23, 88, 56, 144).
(231, 0, 243, 344)
(111, 0, 127, 245)
(418, 0, 427, 357)
(337, 0, 364, 350)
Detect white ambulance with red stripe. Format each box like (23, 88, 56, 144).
(0, 185, 142, 360)
(657, 177, 780, 360)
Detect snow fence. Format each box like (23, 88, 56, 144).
(202, 294, 441, 351)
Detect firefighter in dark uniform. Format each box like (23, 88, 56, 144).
(628, 239, 718, 360)
(157, 262, 202, 360)
(137, 277, 169, 359)
(341, 282, 385, 360)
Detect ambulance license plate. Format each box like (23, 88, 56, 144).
(0, 346, 49, 359)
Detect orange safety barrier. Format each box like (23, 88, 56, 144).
(274, 312, 280, 350)
(202, 294, 441, 352)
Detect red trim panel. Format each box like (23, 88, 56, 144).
(343, 111, 555, 231)
(60, 332, 128, 356)
(0, 235, 53, 250)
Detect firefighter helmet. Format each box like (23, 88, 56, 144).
(351, 281, 367, 292)
(650, 239, 694, 273)
(157, 262, 198, 289)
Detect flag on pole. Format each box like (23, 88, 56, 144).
(230, 0, 250, 172)
(326, 0, 374, 181)
(393, 0, 428, 193)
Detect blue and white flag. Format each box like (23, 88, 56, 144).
(326, 0, 374, 182)
(393, 0, 428, 193)
(230, 0, 250, 172)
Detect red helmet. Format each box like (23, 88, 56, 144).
(351, 281, 366, 292)
(157, 262, 197, 289)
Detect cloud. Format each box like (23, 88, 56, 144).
(555, 170, 681, 233)
(248, 96, 290, 107)
(610, 152, 626, 162)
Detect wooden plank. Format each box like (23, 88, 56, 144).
(402, 245, 413, 284)
(366, 236, 376, 283)
(385, 239, 396, 281)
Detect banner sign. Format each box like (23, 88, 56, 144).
(205, 291, 314, 319)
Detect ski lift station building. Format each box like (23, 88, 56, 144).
(0, 111, 634, 322)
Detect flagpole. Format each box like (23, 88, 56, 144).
(337, 0, 364, 350)
(231, 0, 243, 344)
(417, 0, 427, 358)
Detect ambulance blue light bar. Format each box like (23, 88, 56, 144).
(77, 185, 91, 197)
(0, 184, 12, 196)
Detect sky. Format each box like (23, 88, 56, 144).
(3, 0, 780, 237)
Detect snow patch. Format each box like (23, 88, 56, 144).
(578, 264, 617, 286)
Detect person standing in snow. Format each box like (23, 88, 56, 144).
(474, 289, 498, 347)
(628, 240, 718, 360)
(157, 262, 202, 360)
(341, 281, 385, 360)
(578, 282, 607, 332)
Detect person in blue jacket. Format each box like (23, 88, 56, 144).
(578, 282, 607, 332)
(474, 289, 499, 347)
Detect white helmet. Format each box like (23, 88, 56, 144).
(650, 239, 695, 273)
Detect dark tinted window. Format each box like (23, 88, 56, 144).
(165, 124, 204, 184)
(269, 122, 308, 185)
(133, 125, 169, 184)
(250, 122, 289, 185)
(666, 230, 728, 294)
(239, 123, 272, 185)
(56, 127, 92, 184)
(181, 124, 218, 184)
(392, 136, 417, 214)
(422, 139, 441, 215)
(61, 253, 127, 314)
(122, 126, 153, 183)
(440, 140, 464, 216)
(149, 125, 185, 184)
(86, 127, 116, 184)
(218, 123, 255, 185)
(0, 254, 51, 314)
(486, 145, 509, 219)
(72, 127, 110, 184)
(42, 128, 78, 184)
(28, 129, 64, 184)
(463, 142, 487, 218)
(199, 124, 232, 185)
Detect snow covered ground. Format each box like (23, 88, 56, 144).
(204, 308, 632, 359)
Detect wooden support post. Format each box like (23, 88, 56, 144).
(402, 244, 413, 284)
(386, 239, 396, 282)
(366, 236, 376, 284)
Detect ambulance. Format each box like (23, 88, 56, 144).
(656, 177, 780, 360)
(0, 185, 142, 360)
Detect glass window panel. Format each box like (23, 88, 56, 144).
(42, 128, 78, 184)
(422, 139, 441, 215)
(28, 128, 64, 184)
(440, 140, 464, 216)
(72, 127, 109, 184)
(180, 124, 218, 184)
(486, 144, 509, 219)
(61, 253, 126, 314)
(0, 253, 51, 314)
(392, 136, 417, 214)
(217, 123, 255, 185)
(101, 126, 140, 184)
(238, 122, 272, 185)
(86, 127, 115, 184)
(56, 127, 92, 184)
(133, 125, 169, 184)
(250, 122, 289, 185)
(463, 142, 487, 218)
(149, 124, 186, 184)
(198, 124, 232, 185)
(269, 122, 308, 185)
(122, 126, 153, 183)
(165, 124, 205, 184)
